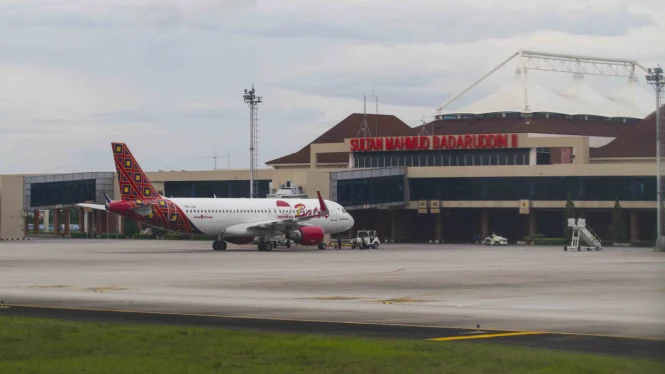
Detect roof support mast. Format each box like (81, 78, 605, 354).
(435, 52, 519, 115)
(519, 50, 642, 77)
(436, 50, 650, 117)
(519, 50, 530, 115)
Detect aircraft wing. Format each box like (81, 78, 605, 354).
(75, 202, 154, 216)
(224, 214, 323, 234)
(223, 191, 329, 235)
(77, 203, 107, 211)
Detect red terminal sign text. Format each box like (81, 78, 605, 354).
(349, 134, 519, 152)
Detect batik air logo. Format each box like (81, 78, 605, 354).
(276, 200, 329, 218)
(294, 203, 329, 218)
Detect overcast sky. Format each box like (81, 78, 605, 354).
(1, 0, 663, 174)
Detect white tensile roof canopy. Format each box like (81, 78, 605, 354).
(436, 50, 655, 119)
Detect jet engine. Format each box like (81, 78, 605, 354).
(285, 226, 325, 246)
(224, 236, 256, 245)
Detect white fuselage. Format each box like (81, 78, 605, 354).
(168, 197, 354, 236)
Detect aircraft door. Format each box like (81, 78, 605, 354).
(330, 208, 338, 221)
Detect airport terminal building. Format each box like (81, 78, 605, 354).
(0, 52, 662, 244)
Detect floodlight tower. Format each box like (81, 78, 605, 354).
(646, 65, 664, 251)
(243, 85, 262, 198)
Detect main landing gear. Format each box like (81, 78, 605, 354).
(212, 239, 227, 251)
(258, 239, 273, 251)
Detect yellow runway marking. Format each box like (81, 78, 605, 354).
(429, 331, 543, 341)
(4, 303, 665, 342)
(88, 287, 128, 292)
(28, 285, 129, 293)
(300, 296, 374, 301)
(28, 285, 77, 289)
(371, 297, 436, 304)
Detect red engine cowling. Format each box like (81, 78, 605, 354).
(224, 236, 255, 245)
(286, 226, 325, 246)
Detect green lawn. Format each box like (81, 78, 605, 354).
(0, 316, 663, 374)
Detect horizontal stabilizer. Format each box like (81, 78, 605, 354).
(77, 203, 107, 211)
(131, 205, 154, 216)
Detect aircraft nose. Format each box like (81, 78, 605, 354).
(348, 214, 354, 228)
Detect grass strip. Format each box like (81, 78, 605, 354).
(0, 315, 663, 374)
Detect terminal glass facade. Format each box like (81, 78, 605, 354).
(30, 179, 96, 208)
(164, 180, 271, 198)
(409, 176, 656, 201)
(354, 149, 530, 168)
(336, 175, 405, 207)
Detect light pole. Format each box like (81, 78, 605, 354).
(243, 85, 262, 198)
(646, 65, 664, 250)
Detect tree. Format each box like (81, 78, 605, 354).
(608, 198, 628, 243)
(124, 219, 139, 238)
(563, 192, 576, 239)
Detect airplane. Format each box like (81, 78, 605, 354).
(77, 142, 355, 251)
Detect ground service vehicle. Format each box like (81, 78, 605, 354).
(351, 230, 380, 249)
(484, 234, 508, 246)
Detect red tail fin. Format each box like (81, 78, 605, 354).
(112, 142, 161, 201)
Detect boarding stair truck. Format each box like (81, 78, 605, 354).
(564, 218, 603, 251)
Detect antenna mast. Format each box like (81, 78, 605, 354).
(199, 149, 220, 169)
(225, 152, 235, 169)
(357, 93, 372, 137)
(373, 88, 379, 137)
(243, 85, 262, 198)
(418, 115, 431, 136)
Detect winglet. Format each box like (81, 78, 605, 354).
(77, 203, 107, 211)
(316, 191, 328, 214)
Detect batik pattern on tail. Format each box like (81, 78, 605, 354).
(113, 142, 161, 201)
(111, 142, 203, 235)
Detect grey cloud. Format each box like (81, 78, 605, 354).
(0, 1, 661, 175)
(0, 2, 651, 44)
(100, 109, 163, 123)
(219, 5, 653, 44)
(270, 71, 488, 109)
(178, 108, 238, 119)
(140, 2, 187, 30)
(83, 104, 327, 172)
(0, 0, 258, 31)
